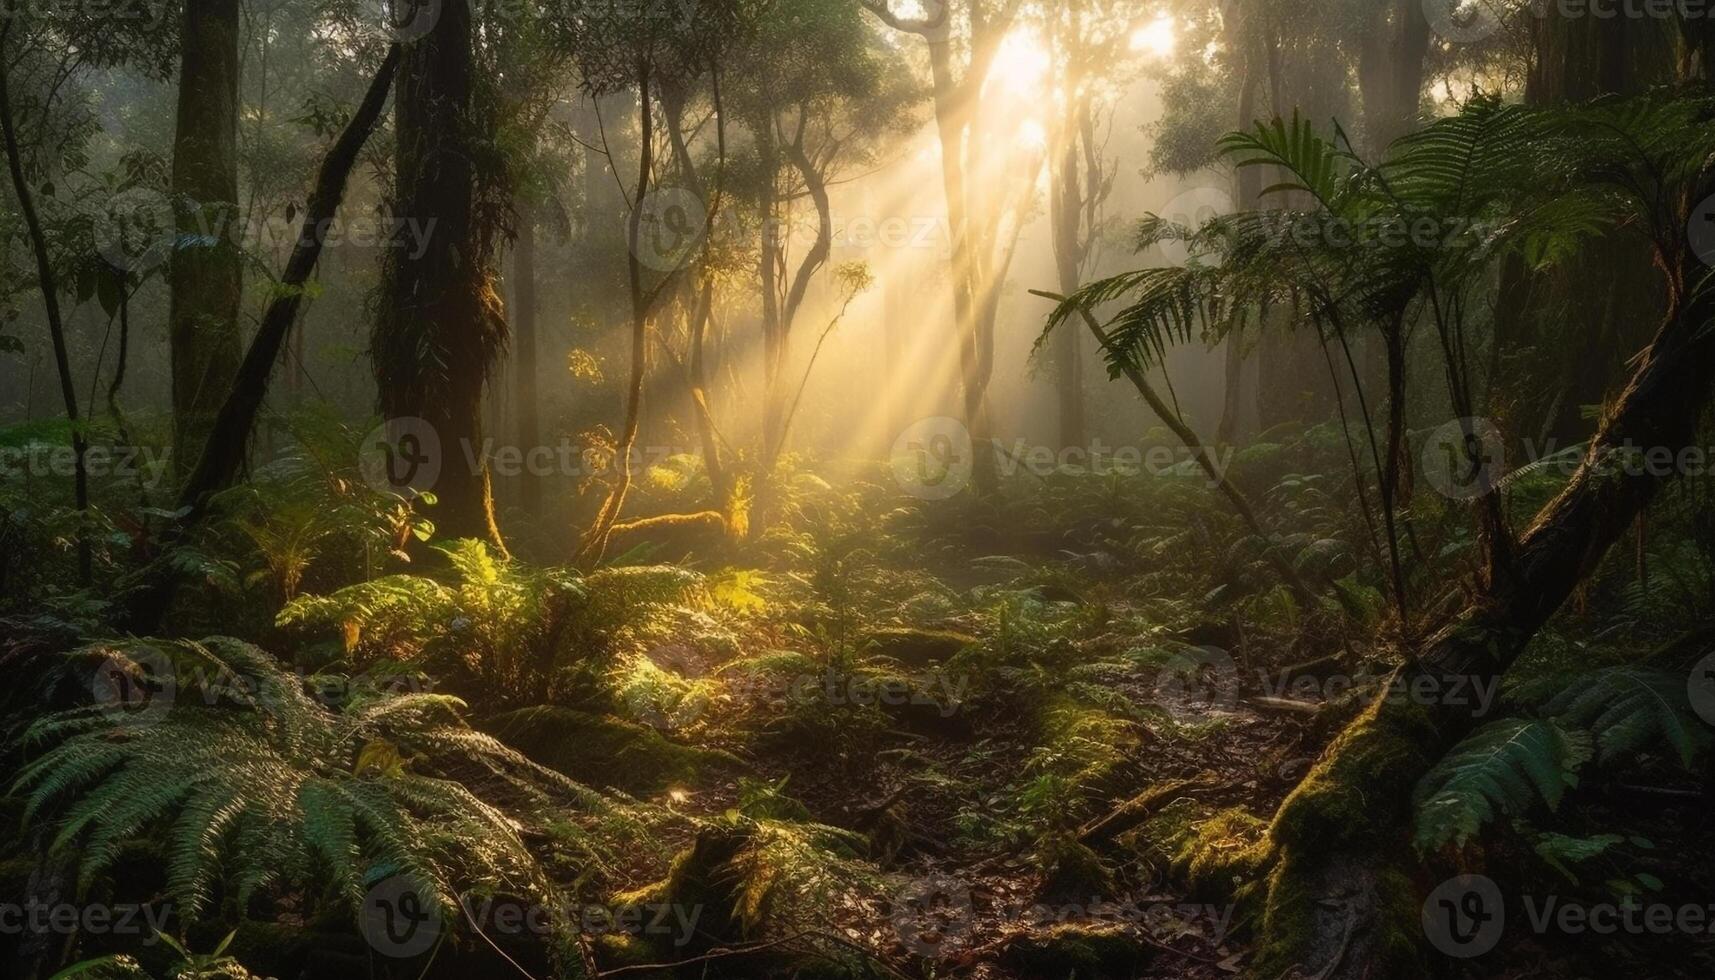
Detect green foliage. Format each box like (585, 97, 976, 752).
(1413, 718, 1592, 851)
(279, 539, 593, 699)
(1513, 666, 1712, 766)
(14, 637, 583, 928)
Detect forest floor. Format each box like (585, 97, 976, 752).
(466, 471, 1380, 980)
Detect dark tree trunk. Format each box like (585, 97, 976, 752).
(168, 0, 243, 477)
(373, 0, 507, 552)
(0, 23, 89, 583)
(1497, 9, 1675, 442)
(125, 46, 402, 632)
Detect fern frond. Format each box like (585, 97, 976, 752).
(1513, 666, 1711, 766)
(1414, 718, 1592, 851)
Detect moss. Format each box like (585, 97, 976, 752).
(1265, 692, 1440, 851)
(997, 924, 1149, 979)
(861, 626, 976, 667)
(1174, 807, 1270, 899)
(1036, 835, 1115, 902)
(1253, 848, 1426, 980)
(481, 706, 740, 795)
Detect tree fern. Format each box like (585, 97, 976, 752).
(1413, 718, 1592, 851)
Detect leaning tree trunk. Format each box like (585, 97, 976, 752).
(124, 46, 402, 633)
(1251, 202, 1715, 978)
(167, 0, 243, 477)
(373, 0, 507, 553)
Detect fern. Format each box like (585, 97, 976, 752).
(15, 637, 595, 930)
(1413, 718, 1592, 851)
(1513, 666, 1712, 766)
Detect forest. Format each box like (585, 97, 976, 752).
(3, 0, 1715, 977)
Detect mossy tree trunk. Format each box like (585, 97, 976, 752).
(1253, 202, 1715, 977)
(373, 0, 507, 553)
(168, 0, 243, 477)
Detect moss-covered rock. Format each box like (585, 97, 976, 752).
(481, 706, 741, 795)
(862, 627, 976, 668)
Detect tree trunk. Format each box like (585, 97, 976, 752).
(1049, 98, 1087, 450)
(513, 198, 540, 517)
(373, 0, 506, 553)
(168, 0, 243, 478)
(575, 65, 653, 565)
(124, 46, 401, 632)
(1499, 9, 1674, 442)
(0, 23, 89, 583)
(1252, 218, 1715, 978)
